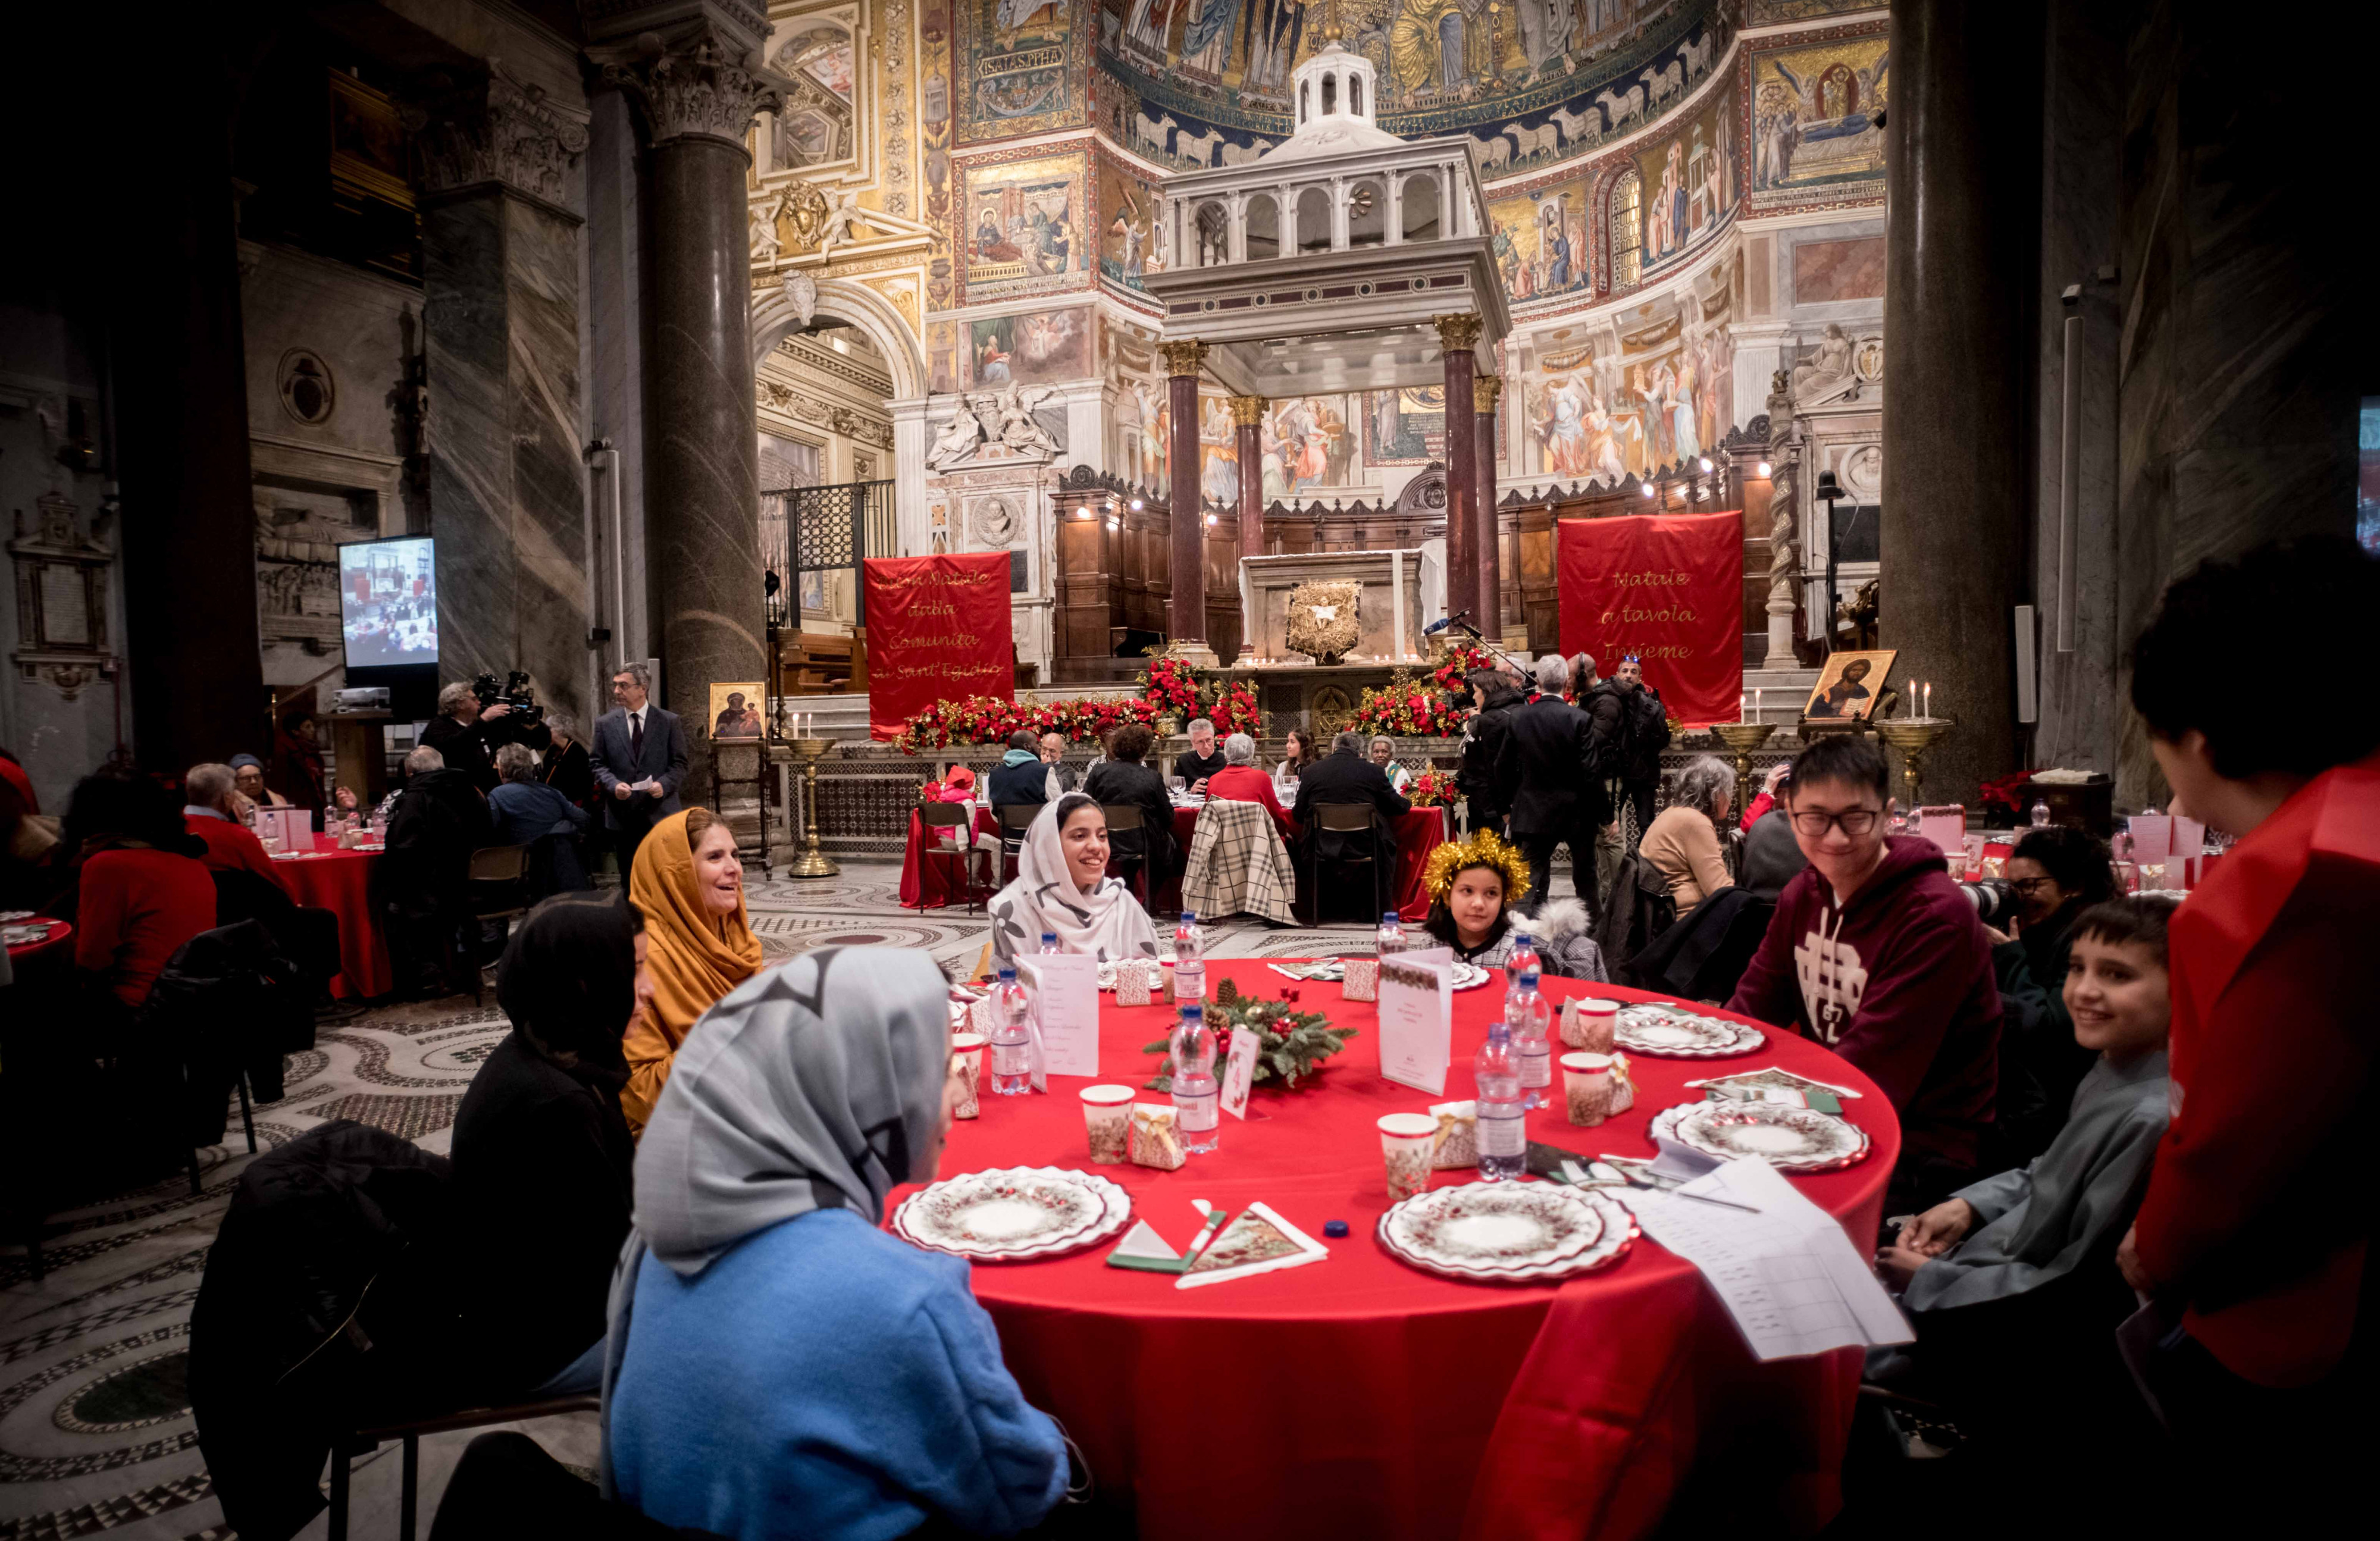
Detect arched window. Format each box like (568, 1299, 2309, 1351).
(1322, 73, 1337, 115)
(1245, 193, 1280, 261)
(1298, 80, 1309, 126)
(1608, 170, 1643, 290)
(1197, 202, 1230, 267)
(1350, 73, 1364, 117)
(1401, 172, 1440, 241)
(1295, 187, 1332, 253)
(1348, 180, 1386, 248)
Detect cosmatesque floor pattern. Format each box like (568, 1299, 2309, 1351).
(0, 860, 1371, 1539)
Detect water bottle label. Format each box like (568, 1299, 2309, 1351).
(992, 1042, 1029, 1076)
(1521, 1045, 1552, 1088)
(1175, 1089, 1217, 1131)
(1479, 1108, 1526, 1157)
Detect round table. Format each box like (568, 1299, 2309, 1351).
(4, 917, 71, 966)
(890, 961, 1896, 1541)
(270, 834, 393, 998)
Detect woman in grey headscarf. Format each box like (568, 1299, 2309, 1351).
(604, 946, 1068, 1538)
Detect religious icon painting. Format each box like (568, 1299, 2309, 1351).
(708, 682, 768, 740)
(1802, 649, 1896, 721)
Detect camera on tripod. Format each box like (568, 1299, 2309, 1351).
(472, 670, 545, 733)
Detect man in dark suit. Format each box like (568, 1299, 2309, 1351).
(1292, 731, 1411, 910)
(1457, 667, 1527, 837)
(1496, 654, 1612, 914)
(590, 663, 688, 877)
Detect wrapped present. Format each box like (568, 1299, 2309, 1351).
(1341, 958, 1379, 1003)
(967, 995, 997, 1035)
(1129, 1103, 1187, 1169)
(1115, 960, 1154, 1007)
(1608, 1051, 1636, 1114)
(1429, 1099, 1479, 1170)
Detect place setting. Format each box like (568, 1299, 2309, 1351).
(1646, 1099, 1871, 1174)
(1614, 1003, 1766, 1058)
(1376, 1180, 1637, 1285)
(890, 1166, 1134, 1263)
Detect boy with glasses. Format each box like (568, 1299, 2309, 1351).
(1726, 735, 2003, 1214)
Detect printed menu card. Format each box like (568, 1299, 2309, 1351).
(1377, 947, 1454, 1095)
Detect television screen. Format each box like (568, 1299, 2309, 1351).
(339, 537, 437, 668)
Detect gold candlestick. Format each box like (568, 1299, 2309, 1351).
(1709, 721, 1778, 797)
(1875, 718, 1953, 809)
(787, 735, 841, 878)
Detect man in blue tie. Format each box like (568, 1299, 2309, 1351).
(591, 663, 688, 877)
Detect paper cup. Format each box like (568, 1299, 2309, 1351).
(1342, 957, 1379, 1002)
(1564, 997, 1620, 1052)
(947, 1033, 987, 1119)
(1080, 1084, 1136, 1163)
(1378, 1113, 1439, 1201)
(1561, 1052, 1614, 1127)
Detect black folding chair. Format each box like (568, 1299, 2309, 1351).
(1100, 802, 1153, 912)
(1299, 804, 1389, 926)
(993, 803, 1041, 885)
(917, 801, 991, 914)
(329, 1396, 600, 1541)
(461, 846, 533, 1003)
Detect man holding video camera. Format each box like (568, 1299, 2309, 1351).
(422, 676, 550, 793)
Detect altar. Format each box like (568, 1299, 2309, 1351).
(1239, 546, 1443, 667)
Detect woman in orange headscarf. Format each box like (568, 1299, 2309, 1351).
(620, 807, 763, 1135)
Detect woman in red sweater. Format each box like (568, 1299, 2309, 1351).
(65, 772, 215, 1009)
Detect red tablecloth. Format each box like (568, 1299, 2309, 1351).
(898, 807, 999, 910)
(273, 834, 393, 998)
(893, 963, 1897, 1540)
(5, 917, 71, 964)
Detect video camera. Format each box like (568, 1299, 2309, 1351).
(472, 670, 546, 735)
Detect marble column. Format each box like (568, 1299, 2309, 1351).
(599, 24, 788, 782)
(1161, 339, 1211, 659)
(887, 396, 932, 555)
(1880, 0, 2041, 804)
(1436, 315, 1480, 638)
(418, 68, 595, 726)
(1229, 394, 1266, 582)
(1473, 375, 1502, 638)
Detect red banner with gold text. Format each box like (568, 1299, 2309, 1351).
(865, 553, 1014, 741)
(1557, 512, 1744, 728)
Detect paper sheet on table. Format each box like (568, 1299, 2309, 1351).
(1220, 1026, 1259, 1120)
(1014, 954, 1100, 1079)
(1626, 1155, 1912, 1361)
(1377, 946, 1453, 1095)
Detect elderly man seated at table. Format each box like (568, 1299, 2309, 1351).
(988, 795, 1160, 969)
(1204, 733, 1295, 839)
(181, 762, 292, 895)
(1291, 731, 1411, 882)
(487, 741, 593, 897)
(1037, 732, 1077, 800)
(383, 746, 494, 998)
(1173, 718, 1227, 793)
(228, 754, 289, 809)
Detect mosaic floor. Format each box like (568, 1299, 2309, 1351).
(0, 860, 1375, 1539)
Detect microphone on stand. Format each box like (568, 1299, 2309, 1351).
(1424, 609, 1473, 637)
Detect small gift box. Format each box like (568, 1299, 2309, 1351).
(1428, 1099, 1478, 1170)
(1128, 1103, 1187, 1170)
(967, 994, 998, 1035)
(1607, 1051, 1636, 1114)
(1341, 957, 1379, 1003)
(1115, 960, 1154, 1007)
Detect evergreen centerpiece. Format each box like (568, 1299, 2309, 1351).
(1347, 669, 1465, 737)
(1143, 976, 1357, 1093)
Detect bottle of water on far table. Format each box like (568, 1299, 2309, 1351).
(1511, 967, 1553, 1110)
(1475, 1014, 1526, 1181)
(1039, 931, 1060, 956)
(990, 966, 1033, 1096)
(1170, 1001, 1220, 1154)
(1173, 911, 1204, 1006)
(1378, 910, 1405, 959)
(1504, 929, 1538, 995)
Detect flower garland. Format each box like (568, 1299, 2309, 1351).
(1404, 768, 1460, 808)
(1346, 670, 1467, 737)
(894, 652, 1267, 754)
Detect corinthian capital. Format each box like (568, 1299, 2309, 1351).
(1433, 313, 1483, 353)
(599, 25, 790, 150)
(1157, 339, 1210, 378)
(415, 62, 591, 206)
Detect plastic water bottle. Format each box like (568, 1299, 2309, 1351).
(1512, 968, 1553, 1110)
(1170, 1002, 1220, 1154)
(1504, 929, 1539, 996)
(2029, 797, 2052, 829)
(1378, 910, 1405, 959)
(1173, 912, 1204, 1006)
(1039, 931, 1060, 956)
(990, 966, 1033, 1096)
(1474, 1016, 1526, 1182)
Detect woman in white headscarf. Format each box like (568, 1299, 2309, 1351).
(604, 946, 1070, 1537)
(986, 793, 1161, 969)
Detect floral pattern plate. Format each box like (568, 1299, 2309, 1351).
(1650, 1100, 1872, 1173)
(1377, 1183, 1637, 1282)
(1615, 1004, 1766, 1058)
(1304, 959, 1492, 991)
(891, 1167, 1132, 1261)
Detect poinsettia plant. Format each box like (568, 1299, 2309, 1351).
(1142, 976, 1358, 1094)
(1404, 768, 1460, 807)
(1430, 642, 1496, 700)
(1206, 678, 1263, 738)
(1141, 655, 1201, 718)
(1347, 670, 1468, 737)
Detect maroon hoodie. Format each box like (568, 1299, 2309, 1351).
(1726, 835, 2001, 1173)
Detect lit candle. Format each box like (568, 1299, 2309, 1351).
(1924, 682, 1933, 719)
(1755, 687, 1763, 718)
(1907, 678, 1917, 718)
(1739, 692, 1746, 721)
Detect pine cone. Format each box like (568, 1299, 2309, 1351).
(1215, 976, 1242, 1007)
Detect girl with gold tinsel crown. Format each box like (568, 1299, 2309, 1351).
(1419, 828, 1607, 979)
